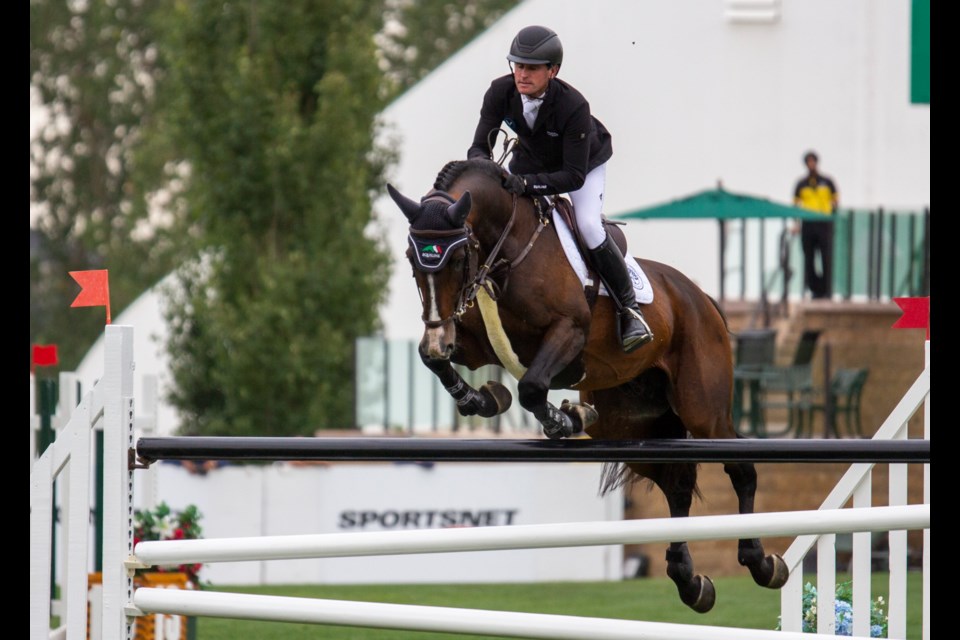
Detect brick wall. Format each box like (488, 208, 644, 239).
(623, 299, 928, 578)
(624, 461, 925, 579)
(726, 300, 928, 439)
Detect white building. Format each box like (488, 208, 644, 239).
(374, 0, 930, 341)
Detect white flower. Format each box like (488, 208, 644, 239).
(156, 514, 176, 539)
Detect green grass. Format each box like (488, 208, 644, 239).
(189, 572, 924, 639)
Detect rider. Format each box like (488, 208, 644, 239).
(466, 25, 653, 353)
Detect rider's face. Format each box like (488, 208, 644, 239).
(511, 62, 556, 98)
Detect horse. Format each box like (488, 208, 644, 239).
(386, 157, 788, 613)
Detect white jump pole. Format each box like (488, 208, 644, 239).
(132, 504, 928, 566)
(131, 588, 877, 640)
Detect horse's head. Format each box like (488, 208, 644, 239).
(387, 183, 475, 361)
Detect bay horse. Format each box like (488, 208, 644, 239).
(386, 157, 787, 613)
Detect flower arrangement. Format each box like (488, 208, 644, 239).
(133, 501, 205, 586)
(777, 581, 888, 637)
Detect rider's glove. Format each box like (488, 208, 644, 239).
(502, 173, 527, 196)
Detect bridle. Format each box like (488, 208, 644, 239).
(410, 192, 551, 328)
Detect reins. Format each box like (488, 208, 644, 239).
(454, 193, 550, 320)
(488, 127, 517, 166)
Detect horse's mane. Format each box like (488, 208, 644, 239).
(433, 158, 503, 192)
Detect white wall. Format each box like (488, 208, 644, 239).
(141, 462, 624, 585)
(373, 0, 930, 340)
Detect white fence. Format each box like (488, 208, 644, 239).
(31, 325, 930, 639)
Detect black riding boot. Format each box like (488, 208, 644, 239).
(588, 234, 654, 353)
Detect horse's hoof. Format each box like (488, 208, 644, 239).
(479, 381, 513, 415)
(541, 408, 574, 440)
(542, 422, 573, 439)
(559, 400, 598, 434)
(684, 575, 716, 614)
(763, 553, 789, 589)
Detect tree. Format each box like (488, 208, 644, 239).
(379, 0, 520, 97)
(30, 0, 519, 435)
(156, 1, 393, 436)
(30, 0, 182, 371)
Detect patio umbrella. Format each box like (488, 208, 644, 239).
(613, 185, 828, 221)
(612, 184, 832, 306)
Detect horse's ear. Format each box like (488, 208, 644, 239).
(447, 191, 472, 226)
(387, 183, 421, 223)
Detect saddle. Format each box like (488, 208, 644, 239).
(542, 195, 629, 309)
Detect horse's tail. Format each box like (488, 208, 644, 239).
(597, 462, 704, 502)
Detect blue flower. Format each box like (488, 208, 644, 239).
(776, 581, 888, 637)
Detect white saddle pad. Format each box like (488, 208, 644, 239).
(553, 209, 654, 304)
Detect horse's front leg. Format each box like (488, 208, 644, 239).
(419, 350, 512, 418)
(517, 320, 587, 439)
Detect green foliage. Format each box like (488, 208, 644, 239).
(156, 1, 392, 435)
(133, 501, 204, 585)
(379, 0, 522, 98)
(29, 0, 185, 370)
(31, 0, 519, 435)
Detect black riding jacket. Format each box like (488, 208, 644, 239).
(467, 74, 613, 196)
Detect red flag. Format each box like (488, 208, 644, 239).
(69, 269, 112, 324)
(32, 344, 59, 367)
(892, 296, 930, 339)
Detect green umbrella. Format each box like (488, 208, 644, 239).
(611, 185, 832, 312)
(612, 186, 830, 221)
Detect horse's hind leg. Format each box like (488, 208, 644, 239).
(638, 460, 717, 614)
(724, 458, 789, 589)
(588, 384, 716, 613)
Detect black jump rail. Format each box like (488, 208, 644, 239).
(135, 437, 930, 465)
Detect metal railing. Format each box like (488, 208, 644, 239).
(730, 207, 930, 304)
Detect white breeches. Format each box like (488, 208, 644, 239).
(569, 163, 607, 249)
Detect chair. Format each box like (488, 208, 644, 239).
(732, 329, 777, 436)
(734, 328, 777, 370)
(808, 367, 870, 437)
(756, 330, 821, 437)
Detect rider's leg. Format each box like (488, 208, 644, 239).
(571, 164, 653, 353)
(589, 233, 654, 352)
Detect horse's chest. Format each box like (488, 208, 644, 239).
(465, 290, 587, 387)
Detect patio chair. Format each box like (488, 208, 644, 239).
(732, 329, 777, 436)
(808, 367, 870, 438)
(757, 329, 821, 437)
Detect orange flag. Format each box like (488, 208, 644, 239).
(69, 269, 112, 324)
(892, 296, 930, 339)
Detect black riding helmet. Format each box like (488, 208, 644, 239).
(506, 25, 563, 68)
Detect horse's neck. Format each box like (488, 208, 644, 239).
(466, 193, 521, 247)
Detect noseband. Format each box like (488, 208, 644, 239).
(409, 193, 550, 328)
